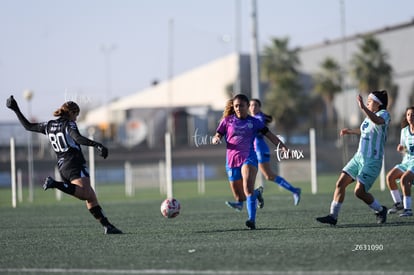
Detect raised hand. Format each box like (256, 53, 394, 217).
(95, 143, 109, 159)
(6, 95, 20, 112)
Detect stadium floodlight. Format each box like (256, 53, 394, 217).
(23, 89, 34, 203)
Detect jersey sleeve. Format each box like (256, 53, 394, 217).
(14, 108, 47, 134)
(378, 110, 391, 125)
(400, 128, 406, 146)
(67, 122, 99, 147)
(259, 126, 269, 135)
(216, 118, 227, 136)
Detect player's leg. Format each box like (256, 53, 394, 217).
(43, 176, 77, 195)
(254, 151, 267, 208)
(386, 166, 404, 213)
(316, 172, 353, 225)
(259, 161, 301, 205)
(354, 165, 387, 224)
(225, 167, 245, 211)
(71, 177, 123, 234)
(226, 179, 245, 211)
(242, 163, 258, 229)
(43, 161, 82, 195)
(399, 171, 414, 217)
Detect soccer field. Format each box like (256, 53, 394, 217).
(0, 178, 413, 274)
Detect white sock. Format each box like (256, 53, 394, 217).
(369, 199, 382, 212)
(403, 196, 412, 209)
(330, 201, 342, 219)
(390, 189, 402, 203)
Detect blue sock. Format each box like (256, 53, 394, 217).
(275, 176, 297, 193)
(246, 194, 257, 222)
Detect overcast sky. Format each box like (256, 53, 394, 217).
(1, 0, 413, 122)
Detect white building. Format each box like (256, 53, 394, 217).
(82, 19, 414, 146)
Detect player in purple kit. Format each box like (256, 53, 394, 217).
(249, 98, 301, 207)
(212, 94, 288, 229)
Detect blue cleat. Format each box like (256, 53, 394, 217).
(256, 186, 264, 209)
(293, 188, 301, 206)
(225, 201, 243, 212)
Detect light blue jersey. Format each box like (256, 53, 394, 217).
(343, 109, 390, 190)
(394, 126, 414, 174)
(357, 109, 391, 160)
(400, 126, 414, 163)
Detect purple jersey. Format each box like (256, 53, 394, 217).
(216, 114, 267, 168)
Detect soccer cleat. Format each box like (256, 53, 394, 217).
(316, 215, 337, 226)
(245, 220, 256, 230)
(375, 206, 387, 224)
(225, 201, 243, 212)
(399, 209, 413, 217)
(387, 202, 404, 214)
(256, 186, 264, 209)
(293, 188, 301, 206)
(43, 176, 55, 191)
(104, 224, 123, 234)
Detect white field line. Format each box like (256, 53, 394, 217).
(0, 268, 404, 275)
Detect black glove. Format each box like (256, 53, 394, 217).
(6, 95, 20, 112)
(95, 143, 108, 159)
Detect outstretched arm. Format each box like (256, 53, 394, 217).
(264, 130, 288, 151)
(340, 128, 361, 136)
(357, 94, 385, 125)
(212, 132, 223, 145)
(6, 95, 45, 133)
(67, 125, 109, 159)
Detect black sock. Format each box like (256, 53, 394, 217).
(89, 205, 111, 227)
(52, 179, 76, 195)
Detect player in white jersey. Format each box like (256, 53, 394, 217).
(316, 90, 390, 225)
(386, 106, 414, 217)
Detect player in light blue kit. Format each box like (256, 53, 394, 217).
(316, 90, 390, 225)
(249, 98, 301, 207)
(386, 106, 414, 217)
(212, 94, 288, 230)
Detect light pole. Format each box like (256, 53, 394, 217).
(339, 0, 349, 164)
(234, 0, 242, 95)
(101, 44, 116, 140)
(23, 89, 34, 202)
(250, 0, 260, 100)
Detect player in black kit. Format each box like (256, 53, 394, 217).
(7, 95, 122, 234)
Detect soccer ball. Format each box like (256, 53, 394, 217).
(160, 198, 181, 218)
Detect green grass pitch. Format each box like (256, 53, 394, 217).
(0, 176, 413, 274)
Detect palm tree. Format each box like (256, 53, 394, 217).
(351, 35, 398, 110)
(261, 37, 305, 137)
(409, 81, 414, 106)
(313, 57, 342, 128)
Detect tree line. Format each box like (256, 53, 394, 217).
(257, 35, 402, 140)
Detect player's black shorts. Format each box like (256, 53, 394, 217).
(57, 153, 90, 182)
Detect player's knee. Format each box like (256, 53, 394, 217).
(335, 181, 347, 190)
(75, 187, 96, 201)
(386, 174, 395, 187)
(264, 174, 273, 181)
(354, 185, 366, 199)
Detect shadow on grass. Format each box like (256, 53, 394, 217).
(335, 220, 414, 228)
(194, 226, 300, 233)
